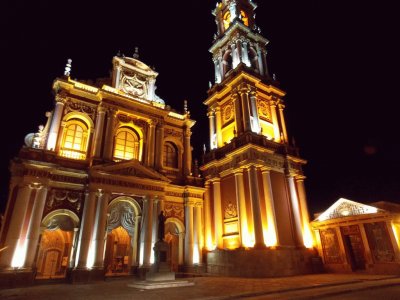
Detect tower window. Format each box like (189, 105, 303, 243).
(240, 11, 249, 27)
(60, 121, 88, 160)
(113, 129, 139, 161)
(163, 142, 178, 168)
(223, 12, 231, 30)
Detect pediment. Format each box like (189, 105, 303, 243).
(315, 198, 384, 222)
(91, 159, 171, 183)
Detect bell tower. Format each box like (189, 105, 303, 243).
(201, 0, 315, 276)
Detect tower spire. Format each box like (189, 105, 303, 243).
(211, 0, 269, 85)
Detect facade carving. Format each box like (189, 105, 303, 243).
(3, 0, 395, 285)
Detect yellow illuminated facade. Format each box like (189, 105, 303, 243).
(0, 50, 204, 284)
(312, 199, 400, 274)
(0, 0, 320, 285)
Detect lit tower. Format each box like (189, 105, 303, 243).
(201, 0, 315, 276)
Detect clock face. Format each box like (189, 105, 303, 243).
(121, 75, 146, 97)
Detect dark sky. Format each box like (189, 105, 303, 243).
(0, 0, 399, 216)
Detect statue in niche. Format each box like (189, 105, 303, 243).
(158, 211, 166, 241)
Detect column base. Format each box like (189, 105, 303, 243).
(0, 268, 35, 288)
(70, 268, 105, 283)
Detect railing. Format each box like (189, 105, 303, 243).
(59, 149, 87, 160)
(203, 132, 298, 164)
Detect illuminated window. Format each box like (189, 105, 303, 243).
(163, 142, 178, 168)
(60, 121, 88, 160)
(223, 12, 231, 30)
(240, 11, 249, 26)
(113, 128, 139, 161)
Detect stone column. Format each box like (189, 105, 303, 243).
(69, 227, 80, 268)
(103, 109, 117, 160)
(194, 203, 203, 263)
(249, 89, 260, 133)
(236, 39, 243, 64)
(212, 179, 223, 249)
(262, 49, 269, 76)
(233, 92, 243, 135)
(131, 216, 141, 266)
(270, 101, 280, 142)
(24, 185, 48, 269)
(261, 169, 279, 246)
(184, 197, 194, 265)
(386, 222, 400, 262)
(141, 196, 153, 267)
(278, 104, 288, 143)
(239, 85, 251, 132)
(256, 44, 264, 76)
(155, 122, 164, 170)
(208, 110, 216, 150)
(93, 191, 110, 269)
(295, 176, 312, 247)
(234, 170, 248, 247)
(215, 107, 223, 148)
(47, 96, 66, 151)
(247, 166, 265, 248)
(242, 41, 250, 66)
(214, 58, 221, 84)
(146, 120, 156, 167)
(76, 190, 97, 268)
(204, 181, 213, 250)
(287, 175, 303, 246)
(92, 106, 106, 158)
(151, 197, 159, 251)
(231, 43, 239, 68)
(0, 184, 32, 268)
(114, 66, 122, 89)
(218, 55, 224, 81)
(184, 127, 192, 177)
(358, 224, 374, 265)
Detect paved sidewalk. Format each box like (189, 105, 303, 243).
(0, 274, 399, 300)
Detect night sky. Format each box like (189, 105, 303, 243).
(0, 0, 399, 216)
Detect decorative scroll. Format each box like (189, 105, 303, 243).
(320, 228, 342, 264)
(64, 100, 96, 120)
(364, 222, 395, 263)
(45, 215, 76, 231)
(45, 189, 83, 216)
(257, 100, 271, 121)
(164, 202, 184, 221)
(164, 128, 183, 138)
(224, 202, 237, 219)
(107, 202, 136, 242)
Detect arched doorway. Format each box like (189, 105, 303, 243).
(35, 210, 79, 280)
(104, 197, 141, 276)
(104, 226, 131, 275)
(164, 218, 184, 272)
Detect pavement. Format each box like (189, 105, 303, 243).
(1, 273, 400, 300)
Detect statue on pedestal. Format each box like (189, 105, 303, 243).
(158, 211, 166, 241)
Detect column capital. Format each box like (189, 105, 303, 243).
(238, 83, 250, 95)
(148, 118, 158, 127)
(55, 94, 67, 104)
(97, 105, 107, 114)
(295, 175, 307, 182)
(233, 168, 244, 175)
(207, 111, 215, 118)
(211, 177, 221, 184)
(261, 167, 272, 174)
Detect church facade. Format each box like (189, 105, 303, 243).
(0, 0, 317, 285)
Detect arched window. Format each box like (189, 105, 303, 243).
(60, 120, 88, 160)
(240, 11, 249, 27)
(163, 142, 178, 168)
(223, 12, 231, 30)
(114, 128, 140, 161)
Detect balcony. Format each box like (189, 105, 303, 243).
(203, 131, 298, 164)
